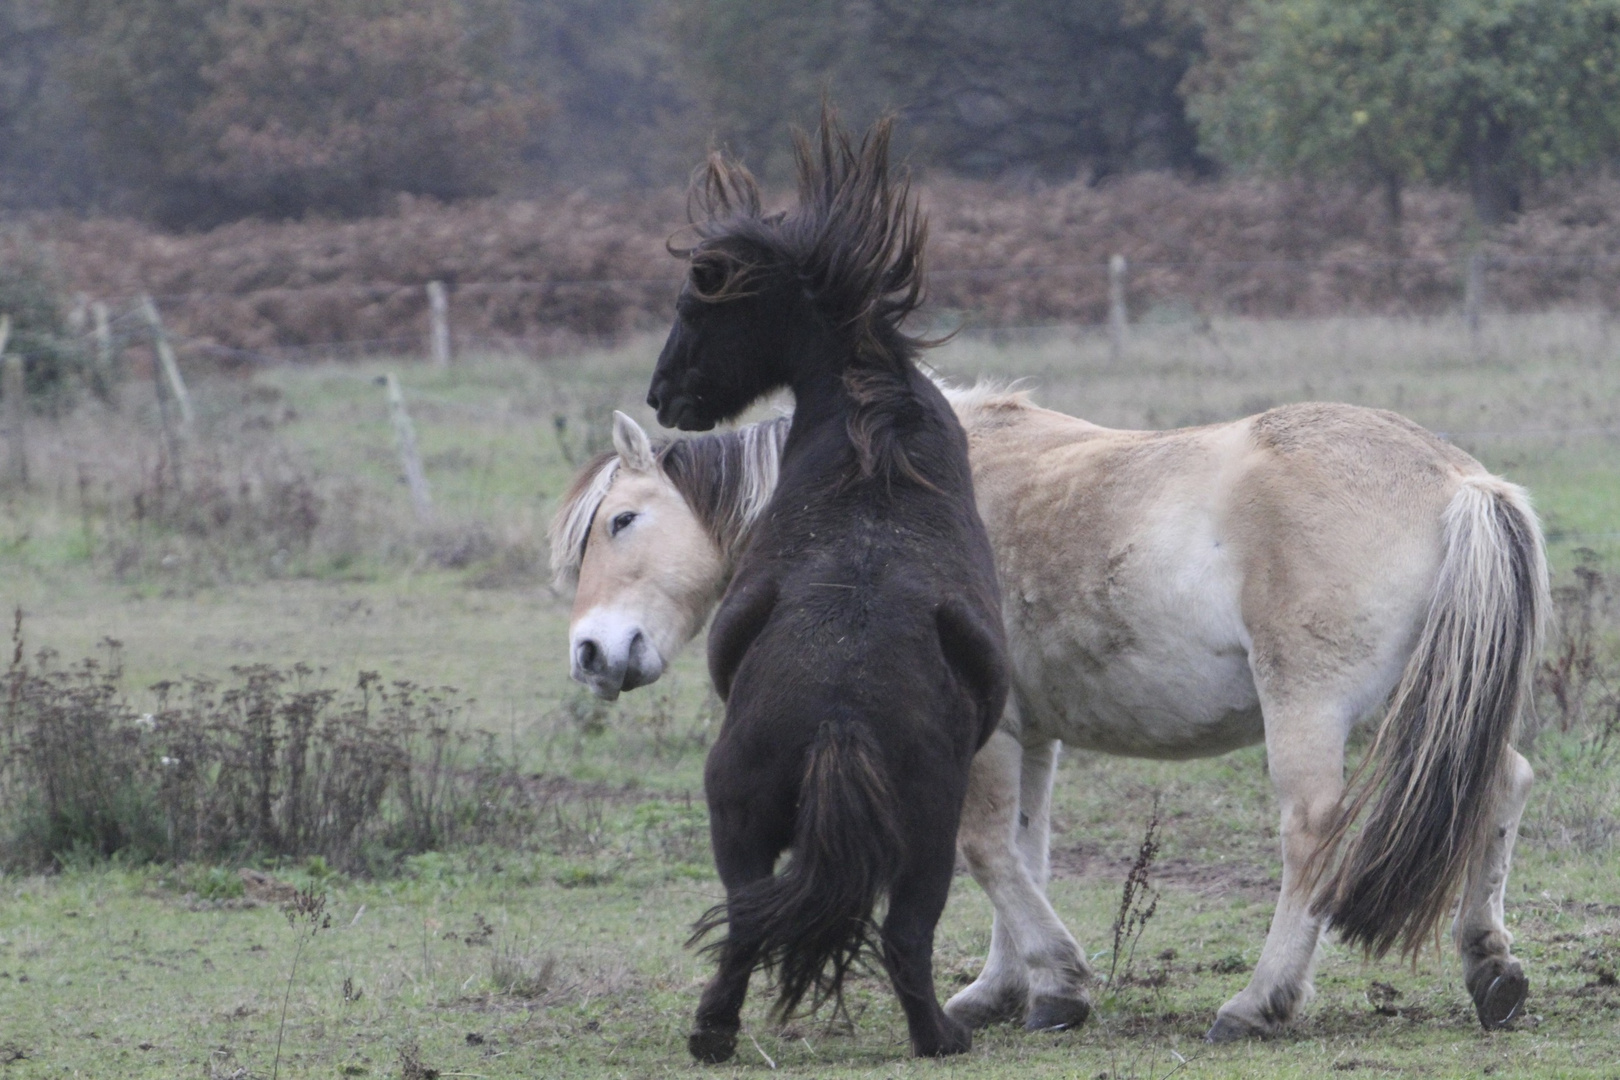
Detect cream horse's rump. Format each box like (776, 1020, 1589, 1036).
(551, 389, 1547, 1041)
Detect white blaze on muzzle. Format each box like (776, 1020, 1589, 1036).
(569, 605, 667, 701)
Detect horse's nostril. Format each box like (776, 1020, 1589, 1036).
(576, 639, 601, 672)
(646, 388, 661, 411)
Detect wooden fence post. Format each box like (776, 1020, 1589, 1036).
(92, 300, 119, 409)
(1, 315, 26, 490)
(139, 296, 191, 487)
(139, 296, 194, 437)
(1464, 251, 1486, 344)
(427, 281, 451, 368)
(1108, 254, 1129, 363)
(385, 373, 433, 522)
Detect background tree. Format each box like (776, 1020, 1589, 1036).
(49, 0, 539, 224)
(510, 0, 710, 190)
(0, 0, 97, 209)
(188, 0, 537, 220)
(675, 0, 1211, 182)
(51, 0, 221, 220)
(1188, 0, 1620, 226)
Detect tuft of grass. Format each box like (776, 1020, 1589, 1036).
(490, 942, 559, 1000)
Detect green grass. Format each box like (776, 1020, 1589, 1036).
(1, 311, 1618, 1076)
(0, 741, 1614, 1078)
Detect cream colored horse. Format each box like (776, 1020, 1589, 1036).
(551, 389, 1547, 1042)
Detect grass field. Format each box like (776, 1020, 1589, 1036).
(1, 311, 1617, 1078)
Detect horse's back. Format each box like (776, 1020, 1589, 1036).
(962, 397, 1496, 756)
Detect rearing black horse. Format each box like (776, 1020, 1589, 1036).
(646, 114, 1009, 1062)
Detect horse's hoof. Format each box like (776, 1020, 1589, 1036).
(1204, 1014, 1261, 1043)
(914, 1017, 972, 1057)
(1475, 970, 1528, 1030)
(1024, 994, 1091, 1032)
(688, 1027, 738, 1064)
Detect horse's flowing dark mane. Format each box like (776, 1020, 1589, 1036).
(677, 111, 939, 486)
(548, 418, 790, 587)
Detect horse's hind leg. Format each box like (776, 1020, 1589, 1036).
(884, 823, 972, 1056)
(1207, 691, 1348, 1042)
(1009, 737, 1093, 1030)
(1454, 747, 1534, 1030)
(690, 804, 783, 1063)
(949, 730, 1032, 1026)
(949, 732, 1092, 1032)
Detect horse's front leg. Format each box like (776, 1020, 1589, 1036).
(948, 728, 1092, 1031)
(1454, 747, 1534, 1029)
(1206, 696, 1345, 1042)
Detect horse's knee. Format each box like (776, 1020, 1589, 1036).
(1279, 789, 1343, 871)
(1505, 749, 1534, 808)
(958, 734, 1021, 875)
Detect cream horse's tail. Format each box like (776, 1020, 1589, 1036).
(1314, 475, 1549, 959)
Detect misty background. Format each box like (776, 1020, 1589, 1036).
(2, 0, 1614, 229)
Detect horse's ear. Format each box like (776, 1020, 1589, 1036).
(612, 411, 657, 473)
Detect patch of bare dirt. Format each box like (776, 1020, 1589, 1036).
(1049, 843, 1279, 900)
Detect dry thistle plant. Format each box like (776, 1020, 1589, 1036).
(270, 886, 330, 1080)
(1108, 795, 1163, 990)
(398, 1039, 441, 1080)
(1538, 557, 1620, 760)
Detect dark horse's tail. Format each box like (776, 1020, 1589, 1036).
(1313, 476, 1548, 959)
(693, 718, 904, 1019)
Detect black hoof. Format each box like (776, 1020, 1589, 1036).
(688, 1027, 737, 1064)
(1204, 1014, 1260, 1044)
(914, 1018, 972, 1057)
(1476, 970, 1528, 1030)
(1024, 993, 1091, 1032)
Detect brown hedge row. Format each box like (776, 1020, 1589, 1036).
(22, 174, 1620, 359)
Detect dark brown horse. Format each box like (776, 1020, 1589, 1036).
(646, 114, 1009, 1061)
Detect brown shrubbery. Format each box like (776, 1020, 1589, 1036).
(0, 630, 527, 872)
(22, 174, 1620, 360)
(0, 612, 716, 875)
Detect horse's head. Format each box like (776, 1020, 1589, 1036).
(646, 247, 803, 432)
(645, 155, 801, 433)
(549, 411, 789, 700)
(557, 413, 727, 699)
(648, 109, 929, 433)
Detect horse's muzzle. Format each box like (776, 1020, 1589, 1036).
(570, 623, 665, 700)
(649, 392, 714, 432)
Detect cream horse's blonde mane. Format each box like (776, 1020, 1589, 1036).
(548, 415, 792, 588)
(549, 381, 1034, 589)
(938, 379, 1035, 421)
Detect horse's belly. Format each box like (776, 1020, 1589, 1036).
(1013, 630, 1264, 760)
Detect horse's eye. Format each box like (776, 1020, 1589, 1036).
(691, 261, 725, 296)
(610, 511, 637, 537)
